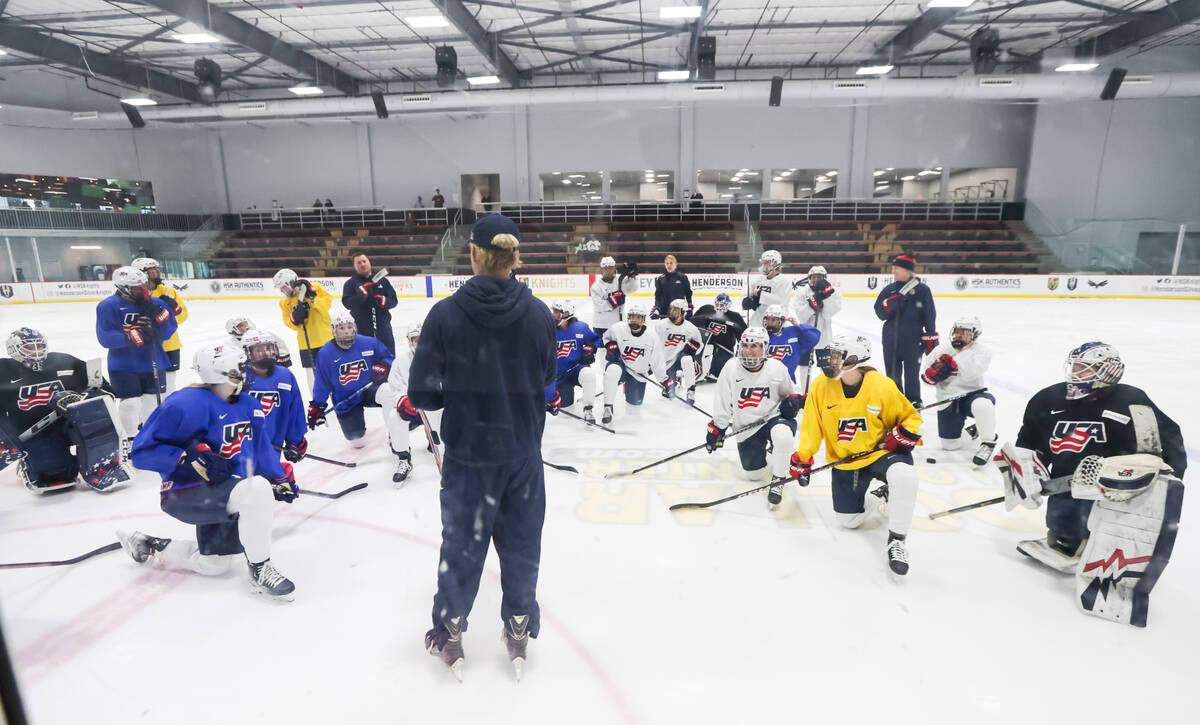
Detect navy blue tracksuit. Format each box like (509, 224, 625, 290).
(873, 279, 936, 404)
(409, 275, 557, 637)
(342, 273, 399, 353)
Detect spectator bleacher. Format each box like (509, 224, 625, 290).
(205, 224, 444, 278)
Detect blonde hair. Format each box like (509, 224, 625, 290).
(664, 254, 677, 264)
(470, 233, 522, 275)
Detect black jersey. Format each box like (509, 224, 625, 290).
(0, 353, 91, 432)
(692, 305, 747, 351)
(1015, 383, 1186, 479)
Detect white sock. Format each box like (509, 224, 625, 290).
(227, 478, 274, 564)
(769, 423, 796, 479)
(883, 461, 919, 537)
(971, 397, 997, 442)
(138, 393, 158, 424)
(603, 364, 622, 406)
(118, 397, 141, 438)
(579, 367, 596, 404)
(164, 370, 178, 394)
(158, 540, 236, 575)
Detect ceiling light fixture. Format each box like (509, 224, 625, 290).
(288, 85, 323, 96)
(173, 33, 220, 44)
(120, 97, 157, 106)
(856, 64, 894, 76)
(466, 75, 500, 86)
(658, 69, 691, 81)
(407, 15, 450, 28)
(660, 6, 703, 20)
(1056, 62, 1098, 72)
(70, 245, 103, 250)
(901, 175, 916, 181)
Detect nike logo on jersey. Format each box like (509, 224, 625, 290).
(219, 414, 228, 420)
(768, 344, 791, 361)
(1049, 421, 1107, 454)
(338, 359, 368, 385)
(737, 386, 771, 410)
(17, 381, 65, 410)
(837, 417, 869, 442)
(826, 404, 837, 409)
(10, 378, 23, 384)
(664, 333, 687, 348)
(1050, 409, 1066, 415)
(557, 340, 576, 359)
(247, 390, 280, 416)
(219, 421, 252, 458)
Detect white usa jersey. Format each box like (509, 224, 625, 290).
(385, 345, 414, 396)
(788, 283, 843, 347)
(713, 358, 795, 441)
(748, 273, 794, 326)
(590, 274, 639, 330)
(926, 341, 991, 399)
(655, 318, 702, 367)
(603, 322, 666, 379)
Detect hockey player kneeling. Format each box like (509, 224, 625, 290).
(121, 343, 299, 600)
(789, 335, 922, 577)
(308, 312, 395, 448)
(1, 327, 133, 494)
(999, 341, 1185, 626)
(704, 327, 801, 510)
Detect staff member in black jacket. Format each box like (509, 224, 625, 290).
(341, 253, 398, 353)
(409, 213, 557, 682)
(873, 252, 937, 404)
(653, 254, 693, 319)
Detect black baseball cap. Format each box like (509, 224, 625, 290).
(465, 213, 520, 251)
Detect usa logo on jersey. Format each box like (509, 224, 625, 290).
(247, 390, 280, 416)
(17, 381, 65, 411)
(219, 421, 252, 458)
(768, 344, 791, 361)
(737, 386, 771, 410)
(623, 347, 645, 363)
(338, 359, 368, 385)
(557, 340, 576, 359)
(706, 321, 727, 336)
(837, 417, 869, 442)
(664, 333, 687, 348)
(1049, 421, 1106, 454)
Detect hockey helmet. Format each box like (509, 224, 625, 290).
(625, 301, 649, 328)
(225, 316, 253, 338)
(763, 304, 786, 333)
(760, 250, 782, 274)
(331, 311, 357, 348)
(738, 327, 770, 370)
(6, 327, 48, 371)
(272, 268, 298, 295)
(1064, 341, 1124, 400)
(668, 299, 689, 320)
(714, 293, 732, 313)
(194, 343, 246, 388)
(406, 322, 423, 350)
(951, 315, 982, 349)
(822, 334, 871, 379)
(551, 299, 576, 319)
(807, 265, 827, 278)
(131, 257, 159, 272)
(241, 329, 279, 363)
(600, 256, 616, 270)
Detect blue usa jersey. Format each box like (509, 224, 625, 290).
(130, 387, 283, 490)
(244, 365, 307, 449)
(767, 324, 821, 381)
(555, 320, 602, 376)
(95, 294, 177, 374)
(312, 335, 394, 413)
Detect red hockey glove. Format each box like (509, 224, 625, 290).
(883, 425, 921, 455)
(789, 453, 813, 486)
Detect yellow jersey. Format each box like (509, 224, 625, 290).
(149, 283, 187, 352)
(280, 281, 333, 351)
(796, 368, 921, 470)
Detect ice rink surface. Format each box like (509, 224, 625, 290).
(1, 292, 1197, 724)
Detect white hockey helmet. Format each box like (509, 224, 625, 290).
(194, 342, 246, 387)
(951, 315, 982, 348)
(1064, 341, 1124, 400)
(240, 329, 279, 363)
(762, 304, 786, 334)
(7, 327, 48, 371)
(807, 265, 827, 277)
(600, 256, 616, 269)
(551, 299, 576, 318)
(225, 316, 253, 338)
(131, 257, 159, 272)
(760, 250, 782, 273)
(738, 327, 770, 370)
(112, 266, 149, 300)
(822, 334, 871, 378)
(668, 298, 688, 314)
(625, 300, 649, 327)
(406, 321, 423, 347)
(272, 268, 298, 295)
(331, 311, 357, 347)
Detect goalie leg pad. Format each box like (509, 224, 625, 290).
(1076, 476, 1183, 627)
(63, 395, 133, 492)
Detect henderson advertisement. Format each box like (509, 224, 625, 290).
(3, 274, 1198, 305)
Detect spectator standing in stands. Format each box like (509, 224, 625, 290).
(324, 199, 335, 214)
(653, 254, 693, 319)
(415, 196, 426, 209)
(342, 253, 398, 354)
(312, 198, 323, 209)
(873, 252, 937, 404)
(432, 189, 445, 208)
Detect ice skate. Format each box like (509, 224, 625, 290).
(426, 616, 465, 682)
(886, 536, 909, 577)
(685, 386, 697, 404)
(583, 405, 595, 425)
(1017, 532, 1084, 574)
(972, 436, 998, 468)
(248, 559, 295, 601)
(767, 481, 784, 509)
(601, 404, 613, 425)
(116, 530, 170, 563)
(503, 614, 530, 682)
(392, 451, 413, 487)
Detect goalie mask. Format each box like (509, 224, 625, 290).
(1065, 341, 1124, 400)
(7, 327, 48, 371)
(713, 293, 731, 314)
(821, 334, 871, 379)
(738, 327, 769, 371)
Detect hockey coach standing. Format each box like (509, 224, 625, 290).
(408, 213, 557, 681)
(874, 252, 937, 404)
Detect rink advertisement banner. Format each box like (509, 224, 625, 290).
(630, 273, 750, 299)
(0, 282, 35, 304)
(33, 280, 120, 301)
(833, 274, 1200, 299)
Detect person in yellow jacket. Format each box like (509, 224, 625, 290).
(789, 333, 922, 577)
(133, 257, 187, 393)
(272, 268, 332, 395)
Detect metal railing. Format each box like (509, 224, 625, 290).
(484, 200, 734, 225)
(238, 206, 450, 230)
(439, 207, 465, 262)
(758, 199, 1005, 222)
(0, 207, 211, 232)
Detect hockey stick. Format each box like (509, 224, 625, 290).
(605, 419, 765, 480)
(366, 267, 389, 339)
(299, 482, 368, 499)
(669, 448, 880, 511)
(558, 407, 629, 435)
(273, 445, 356, 468)
(928, 496, 1005, 520)
(0, 542, 121, 570)
(634, 371, 712, 418)
(148, 323, 162, 406)
(543, 460, 579, 474)
(418, 410, 443, 474)
(18, 410, 60, 443)
(927, 466, 1076, 520)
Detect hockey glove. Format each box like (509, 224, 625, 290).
(649, 308, 661, 320)
(396, 395, 421, 424)
(306, 402, 327, 430)
(277, 352, 293, 367)
(296, 279, 316, 300)
(605, 340, 621, 364)
(371, 361, 390, 384)
(686, 302, 694, 320)
(808, 295, 822, 312)
(139, 299, 170, 326)
(607, 291, 625, 309)
(704, 422, 726, 453)
(741, 295, 759, 311)
(622, 261, 639, 276)
(883, 425, 921, 455)
(921, 333, 940, 356)
(581, 344, 597, 366)
(373, 295, 388, 308)
(291, 301, 311, 326)
(812, 279, 835, 301)
(180, 441, 235, 484)
(283, 437, 307, 463)
(881, 294, 903, 315)
(270, 461, 299, 503)
(358, 282, 374, 298)
(660, 376, 677, 399)
(164, 294, 184, 317)
(921, 354, 958, 385)
(123, 320, 148, 347)
(778, 394, 803, 420)
(684, 339, 702, 358)
(789, 453, 813, 486)
(546, 391, 562, 416)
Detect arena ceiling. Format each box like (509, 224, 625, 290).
(0, 0, 1196, 103)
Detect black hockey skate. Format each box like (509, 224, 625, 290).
(972, 437, 998, 468)
(248, 559, 295, 601)
(601, 405, 613, 425)
(504, 614, 531, 682)
(965, 423, 978, 440)
(583, 405, 595, 425)
(116, 530, 170, 563)
(886, 535, 909, 577)
(767, 481, 784, 508)
(392, 451, 413, 487)
(426, 616, 465, 682)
